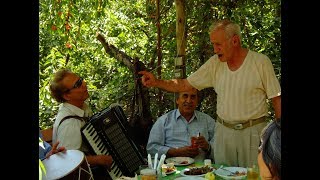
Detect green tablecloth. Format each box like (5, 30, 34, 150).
(138, 161, 260, 180)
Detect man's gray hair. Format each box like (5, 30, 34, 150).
(208, 19, 242, 43)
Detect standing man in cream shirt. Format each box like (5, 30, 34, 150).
(139, 19, 281, 167)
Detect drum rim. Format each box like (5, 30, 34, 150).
(42, 150, 85, 179)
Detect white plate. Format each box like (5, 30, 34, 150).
(180, 167, 215, 177)
(165, 157, 194, 166)
(165, 169, 177, 175)
(214, 167, 247, 180)
(175, 177, 206, 180)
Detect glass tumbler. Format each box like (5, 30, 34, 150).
(247, 164, 260, 180)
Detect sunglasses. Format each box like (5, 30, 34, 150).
(65, 77, 83, 92)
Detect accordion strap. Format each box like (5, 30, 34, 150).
(57, 115, 86, 130)
(56, 115, 93, 156)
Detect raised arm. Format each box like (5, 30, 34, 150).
(138, 70, 194, 92)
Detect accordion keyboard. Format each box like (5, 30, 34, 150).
(82, 123, 123, 179)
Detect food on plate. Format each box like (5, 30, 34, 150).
(228, 171, 246, 176)
(184, 166, 215, 175)
(215, 167, 247, 179)
(163, 166, 176, 173)
(180, 160, 189, 164)
(161, 163, 176, 174)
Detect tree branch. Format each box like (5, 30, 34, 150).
(96, 32, 134, 71)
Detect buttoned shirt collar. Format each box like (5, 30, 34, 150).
(175, 109, 198, 123)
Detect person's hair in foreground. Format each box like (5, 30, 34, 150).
(259, 119, 281, 180)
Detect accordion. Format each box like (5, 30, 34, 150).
(81, 105, 146, 179)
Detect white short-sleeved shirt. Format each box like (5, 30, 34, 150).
(52, 102, 92, 152)
(187, 50, 281, 122)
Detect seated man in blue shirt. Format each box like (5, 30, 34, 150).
(146, 88, 215, 161)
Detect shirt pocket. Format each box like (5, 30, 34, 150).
(170, 127, 189, 145)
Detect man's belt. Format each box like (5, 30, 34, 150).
(217, 116, 266, 130)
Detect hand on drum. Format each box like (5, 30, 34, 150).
(45, 141, 66, 159)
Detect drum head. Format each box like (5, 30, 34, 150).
(42, 150, 84, 180)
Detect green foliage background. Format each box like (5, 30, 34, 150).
(39, 0, 281, 129)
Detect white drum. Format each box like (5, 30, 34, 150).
(42, 149, 93, 180)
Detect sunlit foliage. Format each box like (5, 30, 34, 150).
(39, 0, 281, 128)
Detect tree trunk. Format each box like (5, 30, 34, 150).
(174, 0, 186, 108)
(96, 33, 153, 157)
